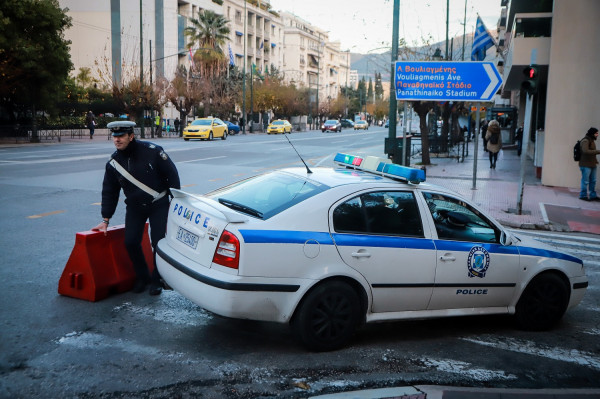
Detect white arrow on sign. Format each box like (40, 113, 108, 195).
(481, 64, 500, 100)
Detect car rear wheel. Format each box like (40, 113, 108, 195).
(291, 281, 360, 351)
(184, 138, 189, 141)
(515, 273, 569, 331)
(222, 131, 227, 140)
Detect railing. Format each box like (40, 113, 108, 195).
(0, 124, 97, 143)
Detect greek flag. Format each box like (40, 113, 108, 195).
(228, 44, 235, 66)
(259, 41, 264, 50)
(471, 16, 495, 61)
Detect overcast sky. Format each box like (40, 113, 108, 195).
(268, 0, 501, 54)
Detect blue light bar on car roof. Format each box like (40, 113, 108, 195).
(334, 153, 426, 184)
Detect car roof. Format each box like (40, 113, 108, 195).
(278, 166, 446, 193)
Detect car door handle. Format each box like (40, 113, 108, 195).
(439, 254, 456, 262)
(351, 251, 371, 258)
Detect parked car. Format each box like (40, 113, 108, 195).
(225, 121, 240, 135)
(155, 152, 588, 351)
(267, 119, 292, 134)
(321, 120, 342, 132)
(183, 117, 227, 141)
(354, 120, 369, 130)
(340, 119, 354, 129)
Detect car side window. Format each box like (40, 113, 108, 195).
(423, 192, 499, 243)
(333, 191, 424, 237)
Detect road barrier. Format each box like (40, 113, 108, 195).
(58, 224, 154, 302)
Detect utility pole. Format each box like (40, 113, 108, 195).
(139, 0, 145, 138)
(242, 0, 247, 134)
(445, 0, 449, 60)
(462, 0, 467, 60)
(387, 0, 400, 164)
(316, 32, 321, 129)
(150, 39, 154, 138)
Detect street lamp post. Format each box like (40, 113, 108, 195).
(242, 0, 247, 134)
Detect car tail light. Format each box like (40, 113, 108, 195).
(212, 230, 240, 269)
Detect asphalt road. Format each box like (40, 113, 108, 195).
(0, 129, 598, 398)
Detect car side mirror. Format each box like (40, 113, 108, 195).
(500, 230, 513, 246)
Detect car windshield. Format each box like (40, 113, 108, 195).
(206, 171, 329, 220)
(325, 120, 337, 124)
(272, 121, 284, 125)
(192, 119, 211, 126)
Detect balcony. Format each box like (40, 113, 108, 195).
(502, 13, 552, 92)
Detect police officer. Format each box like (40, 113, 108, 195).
(92, 121, 180, 295)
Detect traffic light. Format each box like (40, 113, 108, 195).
(521, 65, 539, 95)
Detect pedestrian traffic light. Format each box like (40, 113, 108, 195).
(521, 65, 539, 95)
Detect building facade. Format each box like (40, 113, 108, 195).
(497, 0, 600, 189)
(60, 0, 350, 118)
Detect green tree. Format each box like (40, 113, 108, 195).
(185, 9, 230, 78)
(367, 78, 374, 104)
(0, 0, 73, 139)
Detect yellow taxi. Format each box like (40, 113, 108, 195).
(354, 120, 369, 130)
(183, 117, 228, 141)
(267, 119, 292, 134)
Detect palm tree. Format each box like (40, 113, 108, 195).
(185, 9, 231, 78)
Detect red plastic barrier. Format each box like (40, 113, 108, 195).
(58, 223, 154, 302)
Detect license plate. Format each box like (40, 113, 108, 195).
(176, 227, 199, 249)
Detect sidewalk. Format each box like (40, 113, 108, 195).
(412, 139, 600, 235)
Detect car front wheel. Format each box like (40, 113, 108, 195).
(222, 131, 227, 140)
(515, 273, 569, 331)
(291, 281, 360, 351)
(208, 132, 213, 140)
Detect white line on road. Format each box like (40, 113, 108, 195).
(462, 336, 600, 370)
(179, 156, 226, 163)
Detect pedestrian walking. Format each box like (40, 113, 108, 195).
(515, 124, 524, 156)
(174, 117, 180, 135)
(480, 119, 489, 152)
(578, 127, 600, 201)
(85, 111, 96, 139)
(485, 120, 502, 169)
(91, 121, 181, 295)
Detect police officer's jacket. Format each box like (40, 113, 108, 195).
(101, 139, 180, 219)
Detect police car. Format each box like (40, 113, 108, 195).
(156, 153, 588, 351)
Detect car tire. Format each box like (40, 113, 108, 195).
(209, 132, 213, 141)
(291, 281, 360, 352)
(515, 273, 569, 331)
(222, 131, 227, 140)
(183, 138, 189, 141)
(322, 130, 325, 133)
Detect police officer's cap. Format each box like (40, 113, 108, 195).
(107, 121, 136, 136)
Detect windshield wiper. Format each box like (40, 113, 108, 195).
(218, 198, 263, 218)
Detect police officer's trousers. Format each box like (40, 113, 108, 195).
(124, 197, 169, 284)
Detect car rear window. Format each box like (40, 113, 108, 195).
(206, 171, 329, 220)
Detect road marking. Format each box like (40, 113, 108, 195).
(181, 184, 196, 188)
(421, 358, 516, 381)
(462, 336, 600, 370)
(91, 202, 101, 206)
(179, 156, 226, 163)
(27, 210, 66, 219)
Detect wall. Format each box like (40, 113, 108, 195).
(542, 0, 600, 188)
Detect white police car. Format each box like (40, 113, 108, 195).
(156, 153, 588, 351)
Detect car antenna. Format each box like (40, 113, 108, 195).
(283, 133, 312, 174)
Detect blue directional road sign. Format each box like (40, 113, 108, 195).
(394, 61, 502, 102)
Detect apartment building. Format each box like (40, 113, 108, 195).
(497, 0, 600, 189)
(222, 0, 284, 74)
(279, 12, 351, 106)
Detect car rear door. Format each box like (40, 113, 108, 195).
(330, 190, 437, 313)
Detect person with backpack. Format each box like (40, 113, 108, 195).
(485, 120, 502, 169)
(578, 127, 600, 201)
